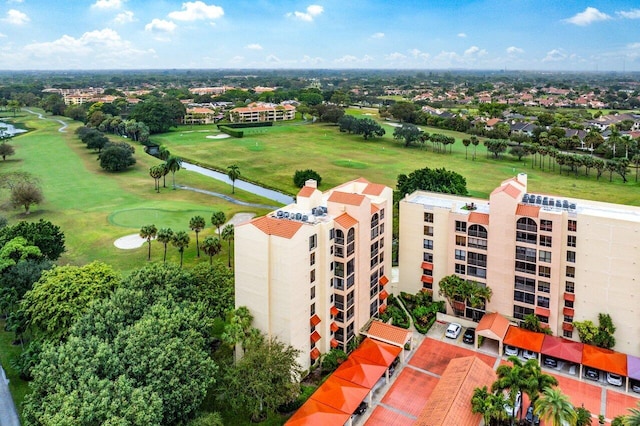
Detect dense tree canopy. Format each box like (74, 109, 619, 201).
(98, 141, 136, 172)
(293, 169, 322, 188)
(0, 219, 65, 260)
(129, 97, 186, 134)
(397, 167, 468, 197)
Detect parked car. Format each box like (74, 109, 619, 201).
(445, 323, 462, 339)
(504, 391, 522, 417)
(631, 380, 640, 393)
(585, 368, 599, 381)
(505, 345, 519, 357)
(522, 350, 537, 360)
(354, 401, 367, 415)
(463, 327, 476, 344)
(607, 372, 623, 387)
(543, 357, 558, 368)
(525, 404, 541, 425)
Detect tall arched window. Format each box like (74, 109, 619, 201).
(516, 217, 537, 232)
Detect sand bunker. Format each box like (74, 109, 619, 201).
(206, 134, 231, 139)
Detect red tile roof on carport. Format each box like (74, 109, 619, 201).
(476, 312, 511, 341)
(352, 337, 402, 367)
(582, 344, 627, 376)
(309, 375, 369, 414)
(285, 399, 351, 426)
(540, 335, 583, 364)
(503, 326, 545, 353)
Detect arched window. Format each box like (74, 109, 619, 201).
(347, 228, 355, 256)
(516, 217, 537, 233)
(467, 224, 488, 239)
(335, 229, 344, 245)
(371, 213, 379, 229)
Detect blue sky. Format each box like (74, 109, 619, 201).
(0, 0, 639, 71)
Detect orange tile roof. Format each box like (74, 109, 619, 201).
(503, 326, 545, 352)
(414, 356, 496, 426)
(490, 183, 521, 199)
(363, 183, 386, 196)
(330, 322, 339, 332)
(371, 204, 379, 213)
(467, 212, 489, 225)
(562, 322, 574, 332)
(501, 176, 525, 187)
(353, 337, 402, 367)
(310, 348, 321, 361)
(379, 275, 389, 286)
(476, 312, 511, 340)
(334, 213, 358, 229)
(582, 344, 627, 376)
(250, 216, 303, 239)
(516, 204, 540, 218)
(330, 306, 339, 316)
(367, 321, 412, 347)
(309, 376, 369, 414)
(563, 307, 575, 316)
(379, 304, 387, 314)
(327, 191, 366, 206)
(330, 338, 339, 348)
(310, 331, 321, 343)
(353, 177, 370, 184)
(297, 186, 317, 198)
(310, 314, 321, 326)
(379, 290, 389, 300)
(285, 398, 350, 426)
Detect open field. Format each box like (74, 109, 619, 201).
(153, 109, 640, 206)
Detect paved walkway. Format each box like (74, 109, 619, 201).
(0, 365, 20, 426)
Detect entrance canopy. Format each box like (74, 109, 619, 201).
(285, 399, 351, 426)
(582, 344, 627, 376)
(310, 376, 368, 414)
(352, 337, 401, 367)
(540, 335, 583, 364)
(476, 312, 511, 340)
(503, 326, 545, 353)
(627, 355, 640, 381)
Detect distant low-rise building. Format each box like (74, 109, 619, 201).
(229, 102, 296, 123)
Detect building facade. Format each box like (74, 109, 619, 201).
(235, 178, 393, 371)
(229, 102, 296, 123)
(399, 173, 640, 356)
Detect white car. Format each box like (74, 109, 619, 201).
(445, 323, 462, 339)
(607, 372, 623, 387)
(504, 391, 522, 417)
(522, 350, 537, 360)
(505, 345, 519, 357)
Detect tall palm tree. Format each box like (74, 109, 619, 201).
(534, 387, 577, 426)
(221, 223, 234, 267)
(211, 210, 227, 235)
(149, 165, 164, 193)
(165, 156, 183, 189)
(139, 224, 157, 261)
(493, 355, 529, 425)
(462, 138, 471, 160)
(189, 215, 206, 257)
(201, 236, 222, 265)
(171, 230, 190, 267)
(471, 136, 479, 160)
(156, 228, 173, 263)
(522, 358, 558, 405)
(227, 164, 241, 194)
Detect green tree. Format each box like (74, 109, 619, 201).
(462, 138, 471, 159)
(522, 313, 552, 335)
(389, 101, 419, 123)
(149, 164, 164, 193)
(7, 99, 22, 116)
(485, 139, 509, 158)
(393, 123, 422, 147)
(221, 224, 234, 268)
(0, 219, 65, 260)
(354, 117, 386, 140)
(472, 386, 509, 426)
(0, 237, 42, 273)
(200, 236, 222, 265)
(165, 156, 183, 189)
(320, 348, 348, 374)
(438, 274, 491, 319)
(98, 142, 136, 172)
(0, 142, 15, 160)
(156, 228, 173, 263)
(397, 167, 468, 197)
(534, 387, 577, 426)
(139, 224, 157, 261)
(510, 145, 529, 161)
(129, 97, 186, 134)
(84, 130, 109, 152)
(189, 215, 206, 258)
(190, 262, 234, 319)
(171, 230, 190, 267)
(211, 210, 227, 235)
(227, 164, 241, 194)
(471, 136, 480, 160)
(575, 405, 593, 426)
(10, 180, 43, 215)
(293, 169, 322, 188)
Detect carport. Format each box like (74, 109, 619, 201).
(503, 326, 545, 359)
(540, 335, 583, 376)
(352, 337, 402, 368)
(333, 356, 388, 389)
(626, 355, 640, 392)
(362, 320, 413, 362)
(475, 312, 511, 355)
(310, 375, 370, 413)
(582, 344, 627, 385)
(285, 399, 351, 426)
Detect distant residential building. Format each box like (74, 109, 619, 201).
(229, 102, 296, 123)
(183, 107, 220, 125)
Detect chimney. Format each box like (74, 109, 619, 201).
(305, 179, 317, 189)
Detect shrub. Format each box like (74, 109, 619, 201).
(218, 126, 244, 138)
(293, 169, 322, 188)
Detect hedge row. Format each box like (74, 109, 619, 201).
(218, 126, 244, 138)
(218, 122, 273, 129)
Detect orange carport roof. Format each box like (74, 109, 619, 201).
(476, 312, 511, 341)
(503, 326, 545, 353)
(309, 375, 369, 414)
(285, 399, 351, 426)
(352, 337, 402, 367)
(366, 321, 412, 347)
(540, 335, 583, 364)
(582, 344, 627, 376)
(333, 355, 387, 388)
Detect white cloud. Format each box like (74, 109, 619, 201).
(266, 54, 281, 63)
(506, 46, 524, 55)
(286, 5, 323, 22)
(464, 46, 487, 57)
(229, 55, 244, 64)
(168, 1, 224, 21)
(334, 54, 373, 64)
(542, 48, 567, 62)
(409, 48, 430, 60)
(300, 55, 324, 65)
(617, 9, 640, 19)
(564, 7, 611, 26)
(113, 11, 135, 24)
(0, 33, 6, 38)
(371, 32, 385, 39)
(145, 19, 176, 33)
(457, 33, 467, 38)
(245, 43, 262, 50)
(3, 9, 29, 25)
(92, 0, 122, 10)
(385, 52, 407, 61)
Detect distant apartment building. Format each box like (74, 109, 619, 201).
(234, 178, 393, 371)
(229, 102, 296, 123)
(399, 173, 640, 356)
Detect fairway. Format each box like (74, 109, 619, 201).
(109, 208, 214, 229)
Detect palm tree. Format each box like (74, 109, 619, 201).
(139, 224, 157, 261)
(165, 156, 183, 189)
(471, 136, 479, 160)
(149, 165, 164, 193)
(631, 154, 640, 182)
(522, 358, 558, 405)
(575, 405, 592, 426)
(156, 228, 173, 263)
(211, 210, 227, 235)
(534, 387, 577, 426)
(189, 215, 206, 257)
(624, 401, 640, 426)
(227, 164, 241, 194)
(201, 236, 222, 265)
(472, 386, 493, 426)
(221, 224, 234, 267)
(493, 355, 530, 425)
(462, 138, 471, 160)
(171, 230, 190, 267)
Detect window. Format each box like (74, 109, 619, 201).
(517, 217, 538, 232)
(334, 294, 344, 310)
(538, 266, 551, 278)
(455, 221, 467, 232)
(538, 250, 552, 263)
(423, 252, 433, 262)
(566, 251, 576, 263)
(516, 231, 537, 244)
(467, 266, 486, 278)
(334, 245, 344, 258)
(455, 249, 466, 261)
(537, 315, 549, 324)
(456, 235, 467, 246)
(347, 259, 355, 276)
(539, 235, 552, 247)
(310, 286, 315, 300)
(422, 268, 433, 276)
(515, 276, 536, 293)
(564, 315, 574, 323)
(371, 213, 379, 229)
(538, 281, 550, 293)
(380, 223, 385, 234)
(455, 264, 466, 274)
(515, 261, 536, 275)
(347, 291, 355, 308)
(516, 246, 537, 262)
(564, 300, 574, 308)
(329, 228, 335, 240)
(566, 266, 575, 278)
(335, 229, 344, 245)
(379, 237, 384, 249)
(335, 262, 344, 277)
(423, 239, 433, 250)
(310, 303, 315, 315)
(565, 281, 575, 293)
(537, 296, 550, 308)
(424, 225, 434, 236)
(309, 234, 317, 251)
(310, 269, 316, 283)
(310, 252, 315, 266)
(563, 330, 573, 338)
(424, 212, 433, 223)
(468, 225, 488, 238)
(514, 291, 535, 305)
(468, 237, 487, 250)
(370, 272, 378, 287)
(370, 300, 378, 317)
(567, 235, 576, 247)
(540, 220, 553, 232)
(467, 252, 487, 267)
(370, 241, 379, 258)
(514, 305, 534, 320)
(380, 208, 385, 219)
(568, 220, 577, 232)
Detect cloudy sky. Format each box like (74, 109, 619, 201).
(0, 0, 639, 71)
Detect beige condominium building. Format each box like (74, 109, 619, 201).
(399, 173, 640, 356)
(235, 178, 393, 371)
